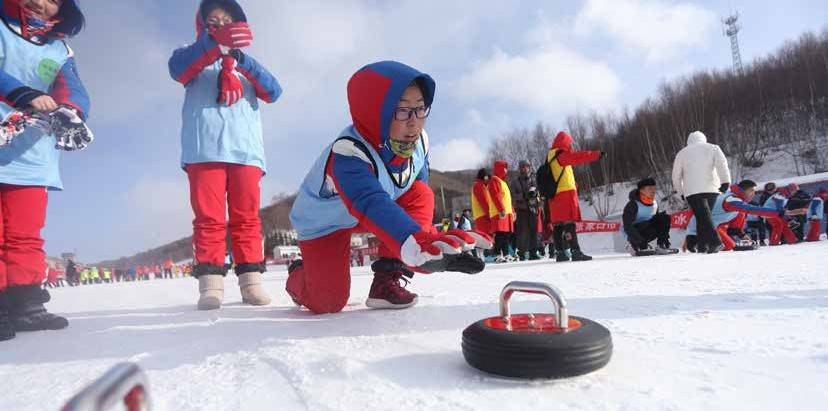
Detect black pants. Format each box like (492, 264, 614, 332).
(687, 193, 721, 249)
(514, 209, 539, 256)
(493, 232, 512, 257)
(553, 223, 583, 252)
(790, 215, 806, 241)
(747, 219, 766, 242)
(630, 213, 671, 249)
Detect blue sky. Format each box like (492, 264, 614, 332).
(40, 0, 827, 262)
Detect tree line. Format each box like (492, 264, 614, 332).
(484, 28, 828, 217)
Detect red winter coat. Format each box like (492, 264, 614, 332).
(547, 132, 601, 224)
(488, 160, 515, 233)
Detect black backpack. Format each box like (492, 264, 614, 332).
(536, 151, 565, 200)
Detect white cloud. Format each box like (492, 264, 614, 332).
(429, 138, 487, 171)
(453, 46, 621, 118)
(574, 0, 716, 63)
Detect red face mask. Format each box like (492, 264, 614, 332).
(18, 5, 61, 39)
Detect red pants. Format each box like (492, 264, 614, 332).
(0, 185, 48, 291)
(186, 162, 264, 267)
(288, 181, 434, 314)
(716, 225, 737, 251)
(718, 217, 795, 249)
(806, 220, 822, 242)
(767, 217, 797, 245)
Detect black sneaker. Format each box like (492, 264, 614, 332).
(656, 241, 679, 255)
(706, 243, 724, 254)
(571, 250, 593, 261)
(555, 251, 570, 262)
(6, 286, 68, 332)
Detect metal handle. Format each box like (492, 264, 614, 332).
(62, 362, 151, 411)
(499, 281, 569, 330)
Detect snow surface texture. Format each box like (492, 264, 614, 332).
(2, 245, 828, 410)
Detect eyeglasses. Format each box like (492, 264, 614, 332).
(206, 16, 234, 29)
(393, 106, 431, 121)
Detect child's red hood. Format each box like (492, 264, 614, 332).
(346, 61, 436, 149)
(552, 131, 573, 151)
(493, 161, 508, 179)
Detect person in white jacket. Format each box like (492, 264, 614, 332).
(672, 131, 732, 253)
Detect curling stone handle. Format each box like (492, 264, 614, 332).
(499, 281, 569, 330)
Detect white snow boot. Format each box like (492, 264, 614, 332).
(197, 275, 224, 310)
(238, 272, 271, 306)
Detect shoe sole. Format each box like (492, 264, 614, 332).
(365, 296, 418, 309)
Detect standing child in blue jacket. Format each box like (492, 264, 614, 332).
(169, 0, 282, 310)
(288, 61, 491, 314)
(0, 0, 91, 341)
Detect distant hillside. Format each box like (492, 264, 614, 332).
(95, 168, 477, 267)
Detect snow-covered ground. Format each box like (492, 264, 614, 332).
(2, 242, 827, 411)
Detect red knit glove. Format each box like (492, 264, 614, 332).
(217, 55, 244, 106)
(210, 22, 253, 49)
(400, 231, 462, 268)
(444, 229, 493, 251)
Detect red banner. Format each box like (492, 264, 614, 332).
(575, 220, 622, 233)
(670, 210, 693, 229)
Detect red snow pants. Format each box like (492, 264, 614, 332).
(287, 181, 434, 314)
(767, 217, 797, 245)
(806, 219, 822, 242)
(0, 184, 48, 291)
(186, 162, 264, 267)
(716, 225, 737, 251)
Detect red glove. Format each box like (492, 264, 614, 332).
(210, 22, 253, 49)
(444, 229, 493, 251)
(400, 231, 463, 268)
(217, 55, 244, 106)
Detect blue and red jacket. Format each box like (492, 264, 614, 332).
(720, 185, 784, 219)
(0, 1, 89, 190)
(687, 185, 782, 235)
(168, 0, 281, 173)
(290, 61, 436, 253)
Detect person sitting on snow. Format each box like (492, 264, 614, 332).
(288, 61, 492, 314)
(762, 183, 808, 244)
(622, 178, 677, 255)
(685, 180, 802, 251)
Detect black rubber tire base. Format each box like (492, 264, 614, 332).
(462, 315, 612, 379)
